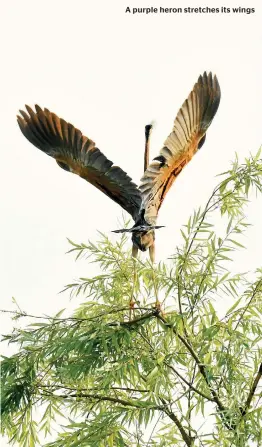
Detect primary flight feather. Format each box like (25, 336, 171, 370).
(17, 72, 221, 261)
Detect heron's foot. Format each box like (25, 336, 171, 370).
(129, 297, 136, 320)
(154, 300, 166, 317)
(155, 299, 161, 311)
(130, 297, 135, 309)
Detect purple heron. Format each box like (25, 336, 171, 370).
(17, 72, 220, 263)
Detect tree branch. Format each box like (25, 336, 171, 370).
(160, 398, 193, 447)
(217, 277, 262, 390)
(40, 391, 159, 410)
(165, 362, 214, 402)
(156, 314, 232, 429)
(0, 308, 157, 328)
(234, 279, 262, 332)
(242, 362, 262, 416)
(38, 384, 149, 393)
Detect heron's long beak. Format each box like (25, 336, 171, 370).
(112, 225, 165, 233)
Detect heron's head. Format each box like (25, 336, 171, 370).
(131, 230, 155, 252)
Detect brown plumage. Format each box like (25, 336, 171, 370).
(17, 105, 142, 221)
(17, 72, 221, 261)
(140, 72, 221, 227)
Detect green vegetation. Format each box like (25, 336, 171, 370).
(1, 151, 262, 446)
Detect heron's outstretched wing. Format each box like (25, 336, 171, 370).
(139, 72, 221, 225)
(17, 106, 142, 220)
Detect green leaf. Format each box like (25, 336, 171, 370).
(225, 297, 242, 316)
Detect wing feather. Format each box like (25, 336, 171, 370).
(139, 72, 221, 225)
(17, 106, 142, 220)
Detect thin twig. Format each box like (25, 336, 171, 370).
(0, 308, 158, 328)
(0, 307, 152, 322)
(160, 397, 193, 447)
(145, 411, 163, 447)
(188, 364, 197, 439)
(164, 362, 213, 402)
(234, 279, 262, 332)
(38, 384, 149, 393)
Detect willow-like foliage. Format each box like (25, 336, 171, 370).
(1, 150, 262, 447)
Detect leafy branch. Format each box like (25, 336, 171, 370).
(1, 150, 262, 447)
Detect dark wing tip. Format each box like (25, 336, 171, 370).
(17, 104, 142, 220)
(195, 71, 221, 129)
(25, 104, 35, 115)
(111, 228, 132, 233)
(17, 114, 24, 127)
(35, 104, 43, 113)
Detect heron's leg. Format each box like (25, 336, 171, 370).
(130, 244, 138, 319)
(149, 243, 155, 264)
(149, 243, 161, 311)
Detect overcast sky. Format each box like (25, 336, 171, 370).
(1, 0, 261, 444)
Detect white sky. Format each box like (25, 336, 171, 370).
(1, 0, 262, 444)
